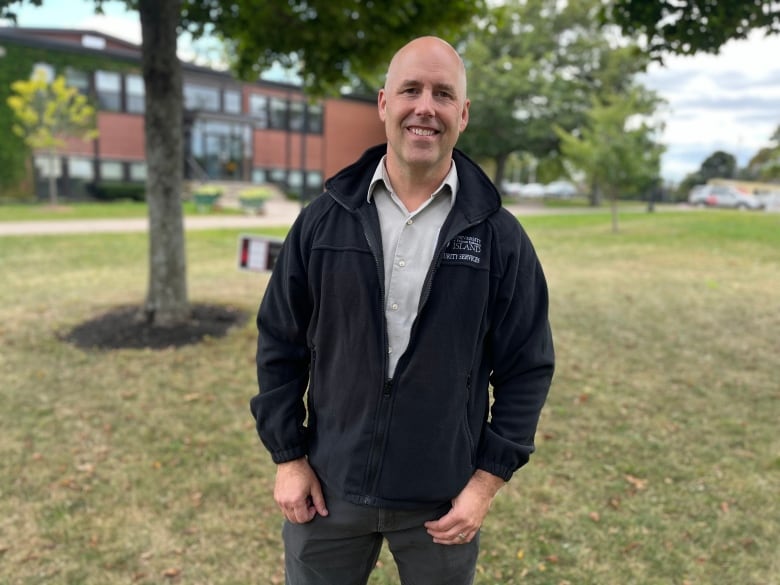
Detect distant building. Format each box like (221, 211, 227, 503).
(0, 27, 386, 200)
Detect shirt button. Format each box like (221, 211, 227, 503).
(398, 260, 406, 267)
(406, 219, 414, 225)
(388, 347, 393, 354)
(391, 303, 399, 311)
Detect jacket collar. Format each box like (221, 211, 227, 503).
(325, 144, 502, 223)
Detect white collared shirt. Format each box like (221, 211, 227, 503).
(367, 156, 458, 376)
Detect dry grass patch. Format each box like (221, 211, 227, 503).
(1, 211, 778, 584)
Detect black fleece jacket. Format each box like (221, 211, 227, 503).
(251, 144, 554, 509)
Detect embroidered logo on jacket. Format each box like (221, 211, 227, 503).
(443, 235, 483, 265)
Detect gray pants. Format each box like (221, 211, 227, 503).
(282, 491, 479, 585)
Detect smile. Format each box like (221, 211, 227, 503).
(408, 127, 437, 136)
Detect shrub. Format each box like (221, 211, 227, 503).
(89, 181, 146, 202)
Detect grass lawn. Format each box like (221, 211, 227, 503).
(0, 210, 778, 584)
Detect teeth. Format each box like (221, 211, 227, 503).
(410, 127, 435, 136)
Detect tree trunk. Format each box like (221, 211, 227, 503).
(589, 179, 602, 207)
(610, 189, 620, 234)
(47, 148, 58, 206)
(139, 0, 189, 326)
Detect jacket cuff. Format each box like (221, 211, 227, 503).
(269, 444, 308, 464)
(476, 427, 533, 482)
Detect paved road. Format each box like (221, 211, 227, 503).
(0, 198, 639, 237)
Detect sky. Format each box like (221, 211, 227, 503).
(3, 0, 779, 185)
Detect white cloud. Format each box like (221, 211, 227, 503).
(642, 31, 780, 183)
(78, 13, 141, 44)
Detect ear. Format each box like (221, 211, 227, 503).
(459, 99, 470, 132)
(378, 88, 387, 122)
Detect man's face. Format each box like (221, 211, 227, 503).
(378, 38, 470, 176)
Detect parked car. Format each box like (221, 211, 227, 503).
(544, 180, 578, 198)
(519, 182, 546, 198)
(500, 181, 546, 198)
(688, 185, 764, 210)
(500, 181, 524, 197)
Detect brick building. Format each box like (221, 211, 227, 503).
(0, 26, 386, 199)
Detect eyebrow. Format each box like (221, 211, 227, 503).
(398, 79, 458, 95)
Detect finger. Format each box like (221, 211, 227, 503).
(424, 510, 457, 532)
(310, 485, 329, 517)
(284, 500, 312, 524)
(431, 531, 471, 546)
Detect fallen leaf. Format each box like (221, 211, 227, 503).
(719, 501, 730, 513)
(76, 463, 95, 474)
(162, 567, 181, 578)
(516, 549, 525, 560)
(589, 511, 600, 522)
(624, 542, 641, 553)
(624, 474, 648, 491)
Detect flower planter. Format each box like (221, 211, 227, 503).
(192, 190, 222, 212)
(238, 187, 273, 215)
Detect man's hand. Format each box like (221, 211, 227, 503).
(274, 458, 328, 523)
(424, 470, 505, 545)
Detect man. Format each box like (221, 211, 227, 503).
(251, 36, 554, 585)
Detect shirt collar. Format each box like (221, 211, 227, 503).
(367, 155, 459, 206)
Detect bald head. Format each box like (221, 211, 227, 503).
(385, 36, 468, 104)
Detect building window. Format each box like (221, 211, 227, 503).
(65, 67, 89, 95)
(126, 74, 145, 114)
(224, 89, 241, 114)
(269, 97, 288, 129)
(69, 157, 95, 180)
(95, 70, 121, 111)
(289, 101, 305, 131)
(288, 170, 303, 189)
(184, 83, 220, 111)
(251, 168, 267, 184)
(100, 161, 124, 181)
(129, 162, 147, 182)
(307, 103, 323, 134)
(268, 168, 287, 185)
(249, 94, 268, 128)
(34, 154, 61, 178)
(307, 171, 323, 190)
(32, 62, 54, 82)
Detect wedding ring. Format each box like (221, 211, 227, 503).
(457, 532, 466, 541)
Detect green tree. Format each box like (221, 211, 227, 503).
(0, 0, 482, 326)
(556, 89, 665, 233)
(456, 0, 652, 188)
(606, 0, 780, 59)
(700, 150, 738, 179)
(6, 70, 98, 206)
(746, 125, 780, 181)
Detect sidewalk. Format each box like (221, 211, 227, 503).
(0, 199, 616, 237)
(0, 198, 305, 236)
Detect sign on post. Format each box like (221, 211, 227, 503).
(237, 234, 283, 272)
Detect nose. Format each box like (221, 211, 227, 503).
(414, 90, 436, 118)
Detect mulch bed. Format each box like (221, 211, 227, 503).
(61, 303, 249, 350)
